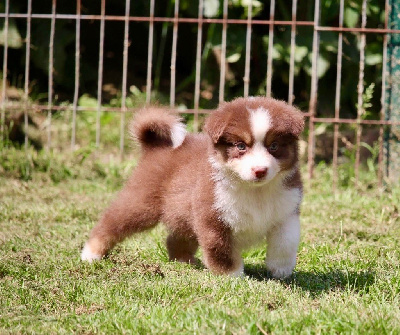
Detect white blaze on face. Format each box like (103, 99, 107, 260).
(250, 107, 272, 142)
(226, 107, 280, 184)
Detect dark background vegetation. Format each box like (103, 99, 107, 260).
(0, 0, 386, 117)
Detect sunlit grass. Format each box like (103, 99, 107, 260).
(1, 150, 399, 334)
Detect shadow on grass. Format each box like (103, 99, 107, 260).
(245, 264, 376, 297)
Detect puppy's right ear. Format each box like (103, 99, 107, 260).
(204, 110, 227, 144)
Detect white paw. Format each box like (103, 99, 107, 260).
(229, 260, 245, 278)
(266, 263, 295, 279)
(81, 243, 102, 262)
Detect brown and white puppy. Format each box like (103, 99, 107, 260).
(81, 97, 304, 278)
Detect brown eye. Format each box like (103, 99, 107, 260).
(269, 142, 279, 152)
(236, 142, 247, 151)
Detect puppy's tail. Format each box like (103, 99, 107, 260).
(129, 107, 187, 150)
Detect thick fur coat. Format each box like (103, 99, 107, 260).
(81, 97, 305, 278)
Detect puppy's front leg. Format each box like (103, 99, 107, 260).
(196, 218, 243, 277)
(202, 244, 244, 277)
(265, 214, 300, 279)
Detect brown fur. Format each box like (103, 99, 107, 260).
(83, 97, 304, 275)
(205, 97, 304, 142)
(130, 107, 183, 150)
(205, 97, 303, 176)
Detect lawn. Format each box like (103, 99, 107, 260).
(1, 149, 399, 334)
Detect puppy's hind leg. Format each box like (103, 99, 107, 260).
(81, 188, 161, 262)
(166, 232, 198, 264)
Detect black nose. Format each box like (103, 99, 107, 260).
(252, 167, 268, 179)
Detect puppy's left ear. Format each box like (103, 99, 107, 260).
(287, 105, 305, 138)
(276, 104, 305, 138)
(203, 110, 227, 144)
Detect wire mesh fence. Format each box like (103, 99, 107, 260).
(0, 0, 399, 189)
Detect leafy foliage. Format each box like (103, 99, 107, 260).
(0, 0, 386, 117)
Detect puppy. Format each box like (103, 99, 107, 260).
(81, 97, 304, 278)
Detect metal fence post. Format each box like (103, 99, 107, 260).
(385, 0, 400, 183)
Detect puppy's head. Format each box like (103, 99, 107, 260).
(205, 97, 304, 185)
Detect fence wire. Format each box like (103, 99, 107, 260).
(1, 0, 399, 189)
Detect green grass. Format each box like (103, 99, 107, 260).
(1, 150, 400, 334)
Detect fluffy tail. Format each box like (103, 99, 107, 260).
(130, 107, 187, 150)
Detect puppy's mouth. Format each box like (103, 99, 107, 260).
(250, 177, 269, 186)
(254, 177, 267, 182)
(245, 175, 270, 186)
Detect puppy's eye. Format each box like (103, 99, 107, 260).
(269, 142, 279, 152)
(236, 142, 247, 151)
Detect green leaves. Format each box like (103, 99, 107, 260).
(0, 19, 22, 49)
(203, 0, 220, 18)
(344, 7, 359, 28)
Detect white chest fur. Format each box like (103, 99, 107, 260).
(212, 173, 302, 249)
